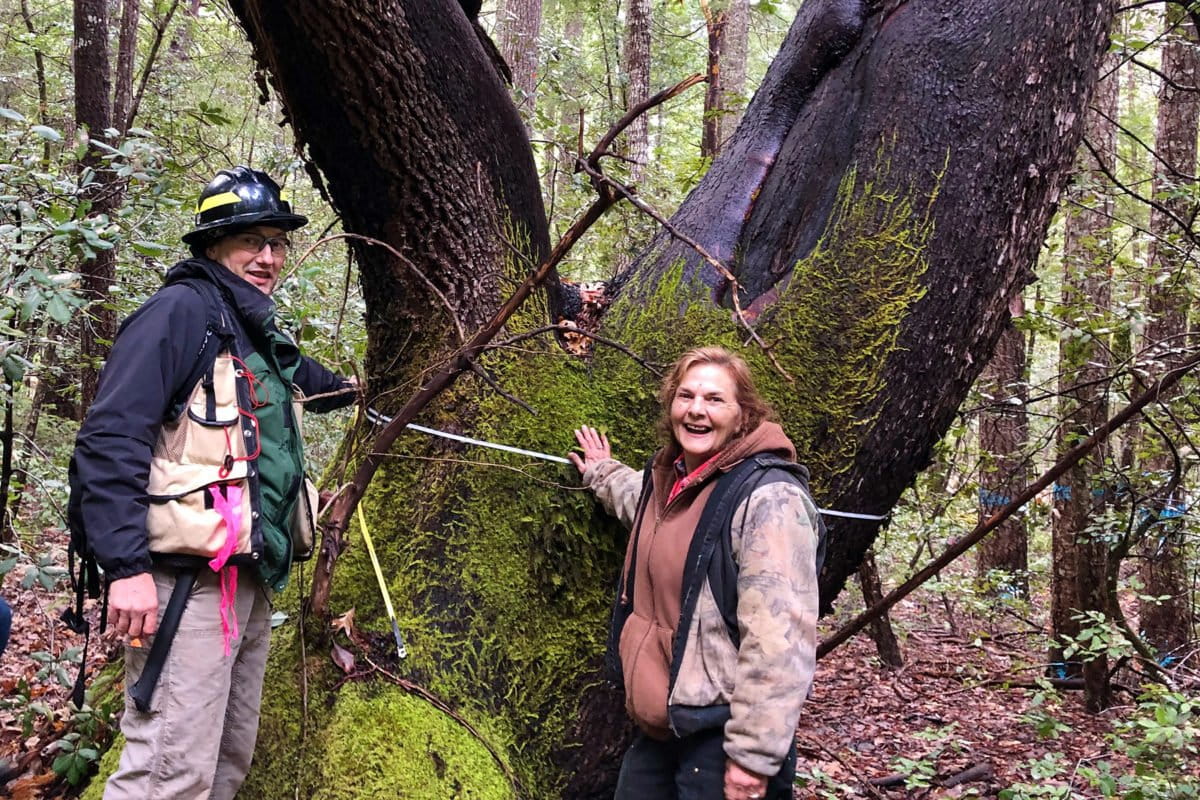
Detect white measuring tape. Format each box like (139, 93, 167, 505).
(365, 408, 888, 521)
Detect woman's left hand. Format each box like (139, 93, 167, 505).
(725, 759, 768, 800)
(568, 425, 611, 475)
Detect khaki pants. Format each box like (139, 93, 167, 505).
(104, 568, 272, 800)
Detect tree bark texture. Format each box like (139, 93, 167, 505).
(113, 0, 139, 131)
(975, 313, 1030, 597)
(230, 0, 551, 398)
(73, 0, 117, 413)
(622, 0, 651, 185)
(1137, 8, 1199, 657)
(495, 0, 542, 118)
(615, 0, 1118, 611)
(1050, 54, 1118, 711)
(701, 4, 728, 159)
(214, 0, 1117, 795)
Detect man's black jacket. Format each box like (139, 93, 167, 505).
(72, 258, 353, 581)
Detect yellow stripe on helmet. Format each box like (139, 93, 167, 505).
(279, 189, 291, 203)
(196, 191, 242, 214)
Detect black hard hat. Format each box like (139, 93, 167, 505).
(181, 166, 307, 246)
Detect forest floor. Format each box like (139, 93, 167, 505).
(0, 529, 1194, 799)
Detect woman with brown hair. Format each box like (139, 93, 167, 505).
(571, 346, 821, 800)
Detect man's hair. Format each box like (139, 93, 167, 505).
(655, 346, 776, 446)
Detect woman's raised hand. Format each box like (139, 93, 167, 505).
(569, 425, 612, 474)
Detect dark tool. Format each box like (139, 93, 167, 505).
(128, 569, 198, 712)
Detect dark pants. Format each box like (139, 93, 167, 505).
(615, 728, 796, 800)
(0, 595, 10, 657)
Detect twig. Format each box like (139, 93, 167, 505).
(817, 349, 1200, 659)
(290, 232, 467, 346)
(797, 734, 887, 800)
(490, 324, 663, 377)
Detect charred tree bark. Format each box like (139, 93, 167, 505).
(1137, 6, 1199, 658)
(976, 306, 1030, 598)
(221, 0, 1117, 795)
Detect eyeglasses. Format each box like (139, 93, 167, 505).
(230, 232, 292, 256)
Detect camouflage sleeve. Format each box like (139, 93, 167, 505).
(723, 480, 820, 777)
(581, 458, 643, 530)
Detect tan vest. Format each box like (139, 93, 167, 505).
(144, 353, 318, 561)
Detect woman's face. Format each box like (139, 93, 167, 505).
(670, 363, 743, 471)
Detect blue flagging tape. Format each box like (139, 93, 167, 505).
(977, 488, 1013, 509)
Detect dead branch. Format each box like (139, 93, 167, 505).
(290, 231, 466, 346)
(817, 349, 1200, 659)
(490, 324, 663, 377)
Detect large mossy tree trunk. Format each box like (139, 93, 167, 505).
(222, 1, 1115, 797)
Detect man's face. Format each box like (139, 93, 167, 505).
(206, 225, 290, 295)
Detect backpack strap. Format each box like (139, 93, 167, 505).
(676, 455, 825, 660)
(165, 278, 235, 422)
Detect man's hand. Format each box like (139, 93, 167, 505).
(107, 573, 159, 639)
(569, 426, 612, 475)
(725, 759, 768, 800)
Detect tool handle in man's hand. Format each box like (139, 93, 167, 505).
(129, 570, 198, 713)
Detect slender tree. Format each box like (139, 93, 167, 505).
(1137, 6, 1199, 657)
(1050, 53, 1119, 711)
(700, 0, 749, 158)
(975, 297, 1030, 598)
(73, 0, 117, 414)
(622, 0, 651, 185)
(495, 0, 543, 119)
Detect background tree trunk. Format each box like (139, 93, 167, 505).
(1137, 7, 1199, 657)
(495, 0, 542, 120)
(1050, 54, 1118, 711)
(975, 304, 1030, 598)
(701, 2, 728, 159)
(701, 0, 748, 158)
(73, 0, 117, 415)
(622, 0, 651, 186)
(223, 0, 1117, 795)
